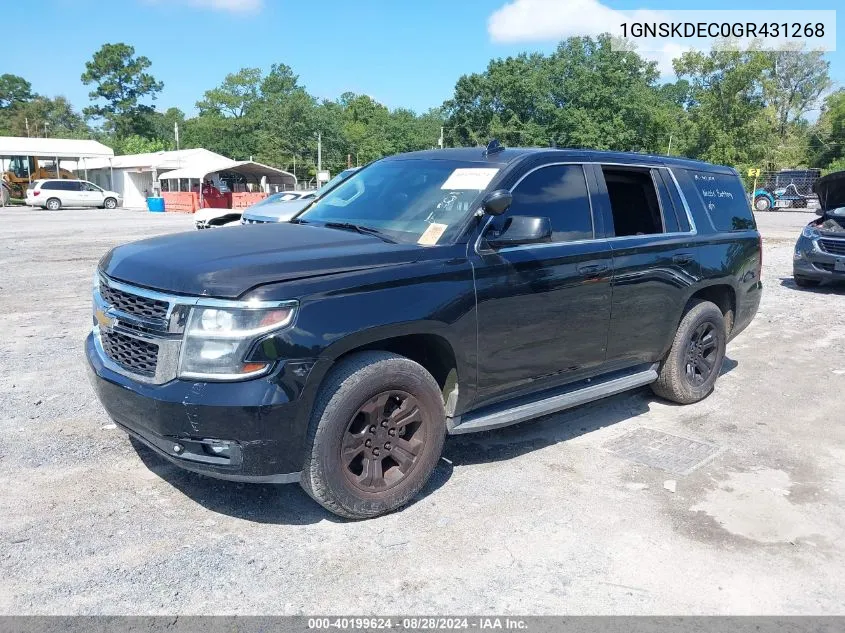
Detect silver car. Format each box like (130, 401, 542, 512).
(241, 168, 360, 225)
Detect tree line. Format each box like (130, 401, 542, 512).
(1, 37, 843, 183)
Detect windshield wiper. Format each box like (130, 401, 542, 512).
(322, 222, 396, 243)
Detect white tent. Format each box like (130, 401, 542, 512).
(159, 159, 296, 191)
(0, 136, 114, 159)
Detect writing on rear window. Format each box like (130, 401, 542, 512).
(688, 170, 754, 231)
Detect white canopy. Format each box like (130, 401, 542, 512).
(159, 159, 296, 186)
(0, 136, 114, 159)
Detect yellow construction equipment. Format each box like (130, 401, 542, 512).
(2, 156, 76, 198)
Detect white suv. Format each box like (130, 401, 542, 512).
(26, 179, 122, 210)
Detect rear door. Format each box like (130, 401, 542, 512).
(590, 163, 701, 367)
(470, 162, 614, 408)
(59, 180, 83, 206)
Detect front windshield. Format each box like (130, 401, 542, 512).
(299, 160, 498, 244)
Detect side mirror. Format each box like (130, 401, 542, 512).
(487, 215, 552, 247)
(482, 189, 512, 216)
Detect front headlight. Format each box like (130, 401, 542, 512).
(802, 225, 821, 239)
(177, 301, 297, 380)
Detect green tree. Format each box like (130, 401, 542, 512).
(809, 89, 845, 169)
(81, 43, 164, 137)
(442, 36, 681, 153)
(763, 47, 831, 140)
(0, 74, 34, 109)
(111, 135, 168, 155)
(4, 96, 89, 138)
(673, 45, 773, 168)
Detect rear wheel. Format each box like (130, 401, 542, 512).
(301, 351, 446, 519)
(103, 197, 118, 210)
(754, 196, 771, 211)
(651, 300, 726, 405)
(45, 198, 61, 211)
(794, 276, 821, 288)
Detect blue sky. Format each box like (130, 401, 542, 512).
(3, 0, 843, 116)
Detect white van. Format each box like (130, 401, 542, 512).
(26, 179, 123, 210)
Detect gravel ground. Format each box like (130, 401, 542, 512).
(1, 207, 844, 615)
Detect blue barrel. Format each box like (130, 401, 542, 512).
(147, 197, 165, 212)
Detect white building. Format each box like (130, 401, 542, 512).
(85, 148, 228, 209)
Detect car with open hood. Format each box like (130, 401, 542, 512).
(793, 170, 845, 287)
(86, 144, 761, 519)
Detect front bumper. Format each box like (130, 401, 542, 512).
(86, 332, 316, 482)
(793, 235, 845, 281)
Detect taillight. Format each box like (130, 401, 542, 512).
(33, 191, 40, 196)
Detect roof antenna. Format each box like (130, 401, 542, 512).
(484, 139, 505, 157)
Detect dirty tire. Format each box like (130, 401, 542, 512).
(651, 300, 726, 405)
(794, 276, 820, 288)
(103, 197, 118, 210)
(46, 198, 61, 210)
(300, 351, 446, 519)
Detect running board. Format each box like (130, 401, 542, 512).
(448, 365, 659, 435)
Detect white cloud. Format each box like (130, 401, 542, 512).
(488, 0, 680, 76)
(149, 0, 263, 13)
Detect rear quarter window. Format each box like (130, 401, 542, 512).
(685, 170, 755, 232)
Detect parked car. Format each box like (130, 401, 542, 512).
(195, 190, 317, 230)
(86, 145, 761, 519)
(26, 179, 122, 210)
(793, 170, 845, 287)
(753, 169, 821, 211)
(241, 168, 359, 225)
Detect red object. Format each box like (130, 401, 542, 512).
(33, 191, 40, 196)
(200, 183, 231, 209)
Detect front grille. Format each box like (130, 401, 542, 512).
(819, 238, 845, 256)
(100, 331, 159, 376)
(100, 280, 169, 321)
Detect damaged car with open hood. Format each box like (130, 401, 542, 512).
(793, 170, 845, 287)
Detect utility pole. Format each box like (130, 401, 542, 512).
(439, 126, 444, 148)
(25, 117, 30, 137)
(317, 132, 322, 188)
(174, 121, 180, 151)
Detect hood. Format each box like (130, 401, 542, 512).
(242, 199, 311, 223)
(100, 222, 422, 298)
(814, 171, 845, 211)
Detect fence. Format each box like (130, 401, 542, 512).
(745, 168, 821, 211)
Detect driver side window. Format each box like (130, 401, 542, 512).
(508, 164, 594, 243)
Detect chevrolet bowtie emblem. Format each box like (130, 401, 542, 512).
(95, 308, 116, 330)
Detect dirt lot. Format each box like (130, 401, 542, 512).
(1, 207, 843, 615)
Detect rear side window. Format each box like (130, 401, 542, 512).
(686, 170, 755, 231)
(42, 180, 78, 191)
(508, 164, 593, 242)
(601, 166, 664, 236)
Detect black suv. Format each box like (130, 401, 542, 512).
(86, 146, 762, 518)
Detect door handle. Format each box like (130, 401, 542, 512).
(672, 253, 694, 265)
(577, 263, 609, 277)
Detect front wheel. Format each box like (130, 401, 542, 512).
(103, 197, 118, 210)
(651, 300, 727, 405)
(301, 351, 446, 519)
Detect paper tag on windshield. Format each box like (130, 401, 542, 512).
(418, 223, 448, 245)
(440, 168, 499, 190)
